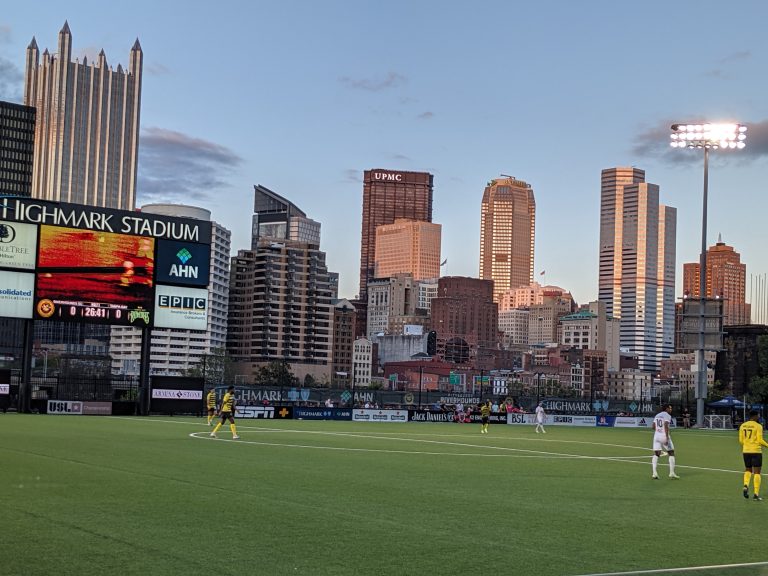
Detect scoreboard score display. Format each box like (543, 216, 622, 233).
(34, 225, 154, 326)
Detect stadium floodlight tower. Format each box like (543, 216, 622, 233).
(670, 122, 747, 427)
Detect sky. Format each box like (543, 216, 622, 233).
(2, 0, 768, 306)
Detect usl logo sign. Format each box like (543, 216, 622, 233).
(156, 239, 210, 287)
(47, 400, 83, 415)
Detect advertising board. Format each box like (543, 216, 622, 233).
(154, 285, 208, 330)
(34, 226, 154, 326)
(0, 221, 37, 270)
(0, 270, 34, 318)
(155, 239, 210, 287)
(47, 400, 83, 415)
(0, 384, 9, 395)
(352, 409, 408, 423)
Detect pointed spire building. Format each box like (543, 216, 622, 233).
(23, 23, 143, 209)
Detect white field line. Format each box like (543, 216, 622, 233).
(572, 559, 768, 575)
(115, 417, 746, 475)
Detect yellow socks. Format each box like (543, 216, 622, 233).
(230, 423, 237, 436)
(744, 471, 753, 489)
(755, 474, 762, 496)
(212, 423, 222, 434)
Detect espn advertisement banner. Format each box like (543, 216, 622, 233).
(352, 409, 408, 423)
(236, 406, 293, 419)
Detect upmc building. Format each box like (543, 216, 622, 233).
(0, 197, 212, 330)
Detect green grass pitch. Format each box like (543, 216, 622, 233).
(2, 414, 768, 576)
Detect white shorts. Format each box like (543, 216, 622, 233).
(653, 436, 674, 452)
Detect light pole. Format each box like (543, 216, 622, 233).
(41, 348, 49, 379)
(670, 122, 746, 427)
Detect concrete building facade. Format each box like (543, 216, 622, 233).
(110, 204, 231, 376)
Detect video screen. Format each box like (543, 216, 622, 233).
(34, 226, 155, 326)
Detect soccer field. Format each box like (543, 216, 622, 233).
(2, 414, 768, 576)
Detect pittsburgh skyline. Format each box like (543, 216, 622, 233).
(2, 2, 767, 306)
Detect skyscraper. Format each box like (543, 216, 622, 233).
(374, 219, 441, 281)
(229, 191, 333, 382)
(0, 101, 35, 197)
(24, 22, 142, 209)
(252, 184, 321, 249)
(479, 176, 536, 303)
(359, 169, 433, 299)
(598, 167, 676, 372)
(682, 237, 750, 326)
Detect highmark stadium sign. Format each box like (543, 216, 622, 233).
(0, 198, 212, 242)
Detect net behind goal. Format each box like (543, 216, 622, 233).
(703, 415, 732, 429)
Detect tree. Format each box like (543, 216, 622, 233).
(184, 348, 235, 385)
(254, 360, 296, 387)
(303, 374, 316, 388)
(749, 336, 768, 405)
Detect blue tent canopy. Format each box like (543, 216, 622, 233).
(707, 396, 745, 408)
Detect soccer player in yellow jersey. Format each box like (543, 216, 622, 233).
(205, 388, 217, 426)
(739, 410, 768, 501)
(210, 385, 239, 440)
(480, 401, 492, 434)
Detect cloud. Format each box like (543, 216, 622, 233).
(632, 119, 768, 164)
(720, 51, 751, 64)
(0, 25, 22, 101)
(0, 57, 23, 101)
(146, 61, 171, 76)
(417, 111, 434, 120)
(392, 153, 410, 161)
(137, 127, 243, 204)
(338, 71, 407, 92)
(704, 51, 751, 79)
(343, 169, 361, 183)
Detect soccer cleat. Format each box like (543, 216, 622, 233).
(209, 432, 216, 438)
(652, 474, 659, 480)
(669, 473, 680, 479)
(754, 495, 763, 501)
(233, 435, 240, 440)
(660, 451, 668, 457)
(744, 486, 750, 499)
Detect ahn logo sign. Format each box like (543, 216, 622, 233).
(156, 239, 210, 287)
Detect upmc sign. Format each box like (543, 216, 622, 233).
(372, 172, 403, 181)
(155, 239, 210, 287)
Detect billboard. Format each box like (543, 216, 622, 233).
(154, 285, 208, 330)
(0, 270, 34, 318)
(0, 221, 37, 270)
(34, 226, 154, 326)
(155, 239, 210, 287)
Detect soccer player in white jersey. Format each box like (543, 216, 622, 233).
(652, 404, 679, 479)
(534, 403, 547, 434)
